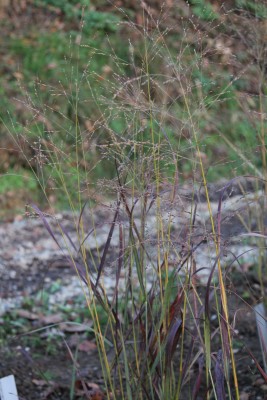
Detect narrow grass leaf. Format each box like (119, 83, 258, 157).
(77, 227, 95, 254)
(192, 354, 204, 400)
(130, 231, 146, 298)
(246, 346, 267, 382)
(215, 349, 226, 400)
(30, 204, 61, 248)
(204, 253, 221, 375)
(58, 221, 77, 252)
(240, 232, 267, 239)
(205, 254, 221, 322)
(77, 200, 88, 235)
(165, 317, 182, 369)
(95, 200, 121, 288)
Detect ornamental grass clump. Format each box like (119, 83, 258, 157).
(5, 1, 267, 398)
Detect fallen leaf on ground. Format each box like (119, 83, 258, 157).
(78, 340, 97, 353)
(16, 309, 39, 320)
(59, 321, 92, 332)
(32, 379, 55, 387)
(40, 313, 63, 325)
(75, 380, 104, 399)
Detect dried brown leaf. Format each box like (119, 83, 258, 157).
(40, 313, 63, 325)
(78, 340, 97, 353)
(16, 309, 39, 320)
(59, 321, 92, 332)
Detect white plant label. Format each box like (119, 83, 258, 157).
(0, 375, 18, 400)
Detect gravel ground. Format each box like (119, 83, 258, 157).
(0, 179, 265, 314)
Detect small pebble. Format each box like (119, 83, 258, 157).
(9, 270, 16, 279)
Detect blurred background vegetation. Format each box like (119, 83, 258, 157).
(0, 0, 266, 217)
